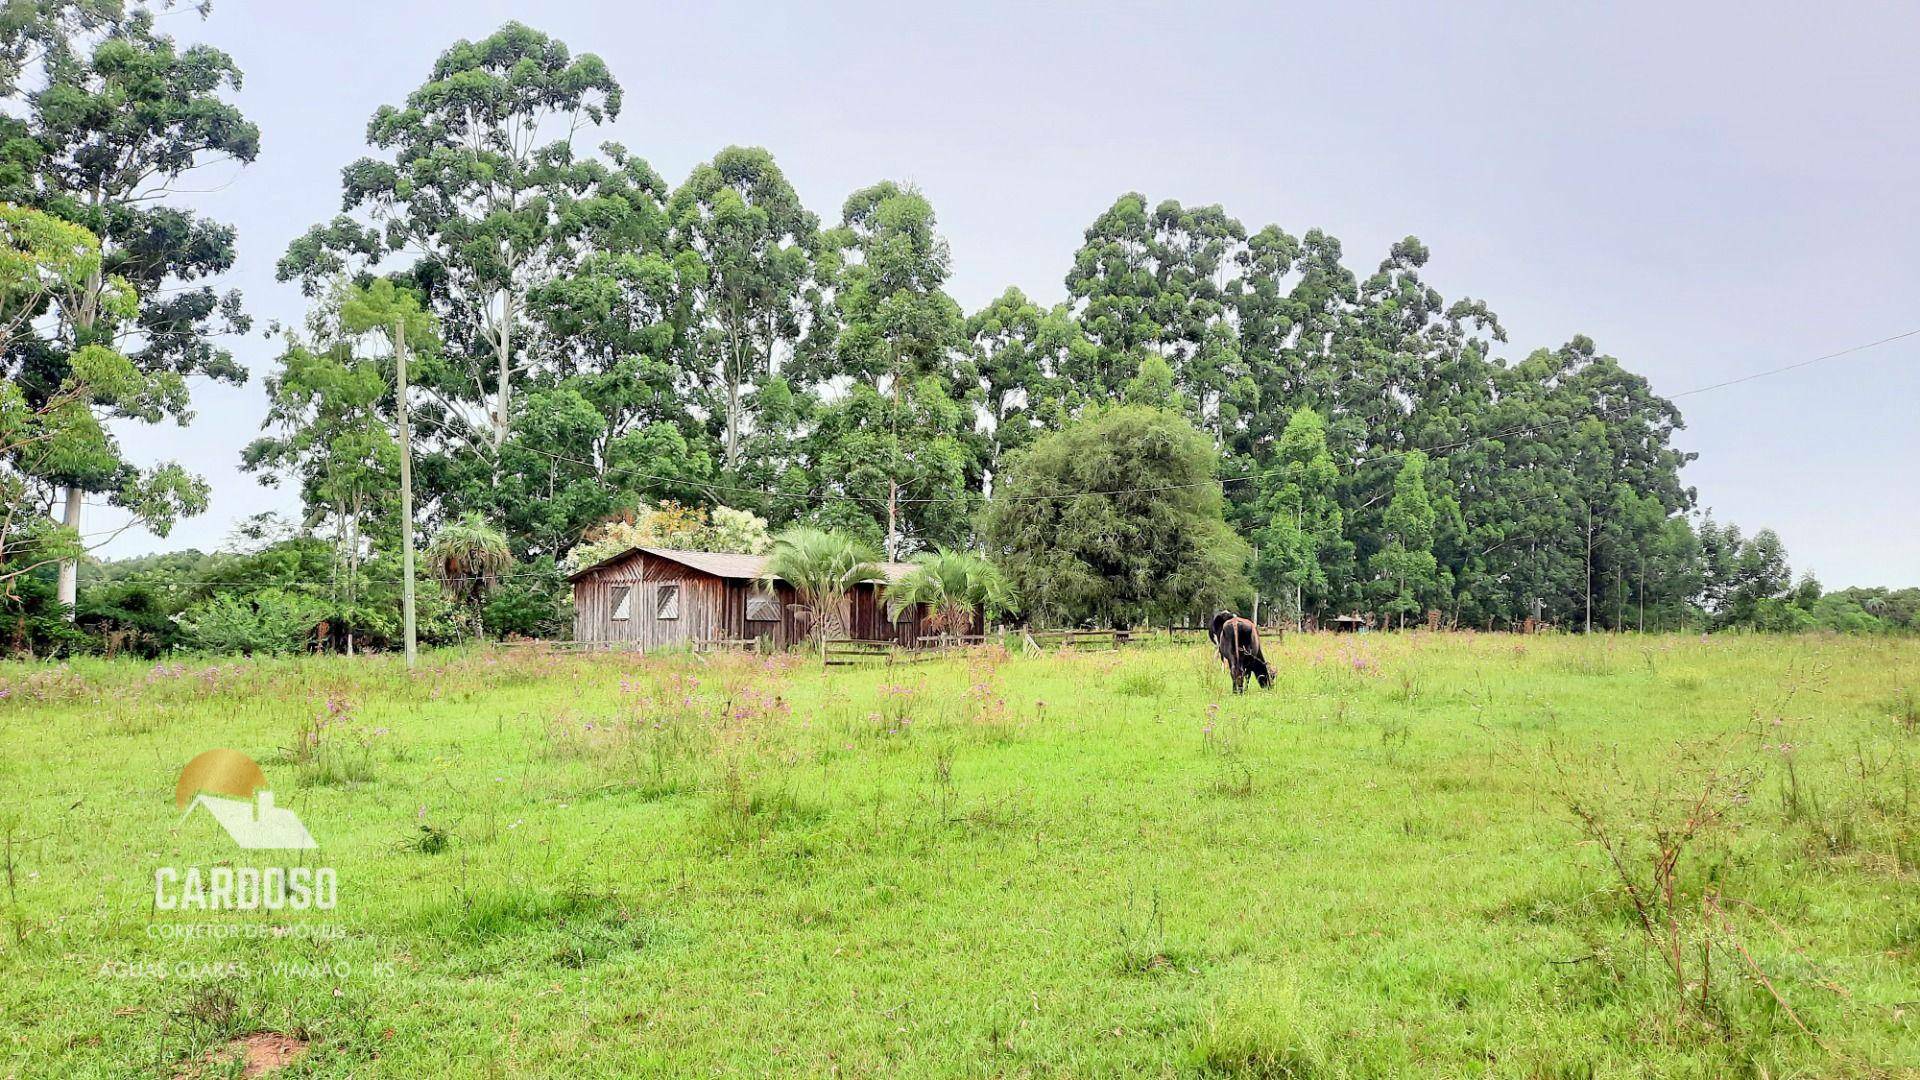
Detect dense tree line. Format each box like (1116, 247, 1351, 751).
(2, 13, 1911, 655)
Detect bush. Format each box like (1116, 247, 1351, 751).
(180, 588, 328, 655)
(484, 556, 570, 639)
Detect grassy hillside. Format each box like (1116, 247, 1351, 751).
(2, 634, 1917, 1077)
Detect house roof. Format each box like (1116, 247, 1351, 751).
(568, 545, 920, 586)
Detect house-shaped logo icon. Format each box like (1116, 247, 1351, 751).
(175, 749, 318, 850)
(180, 789, 318, 850)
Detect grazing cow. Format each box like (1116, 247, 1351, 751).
(1209, 611, 1273, 693)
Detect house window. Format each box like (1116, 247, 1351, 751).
(746, 591, 781, 622)
(655, 584, 681, 620)
(610, 585, 632, 621)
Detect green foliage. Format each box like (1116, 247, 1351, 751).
(983, 403, 1249, 625)
(0, 4, 254, 639)
(18, 18, 1903, 654)
(1247, 407, 1350, 623)
(483, 555, 569, 639)
(1369, 451, 1445, 626)
(667, 146, 821, 471)
(758, 526, 886, 644)
(427, 514, 513, 633)
(806, 181, 975, 555)
(1065, 193, 1246, 425)
(966, 287, 1087, 481)
(886, 548, 1009, 634)
(179, 588, 328, 656)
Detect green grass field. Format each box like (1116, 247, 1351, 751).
(2, 633, 1918, 1077)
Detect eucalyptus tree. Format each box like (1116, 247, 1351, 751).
(242, 281, 410, 654)
(280, 22, 621, 457)
(1369, 450, 1443, 628)
(812, 181, 974, 557)
(1, 206, 195, 597)
(1221, 224, 1300, 459)
(3, 6, 256, 612)
(667, 146, 822, 471)
(1246, 407, 1351, 625)
(965, 287, 1089, 494)
(1065, 193, 1247, 432)
(1331, 239, 1503, 592)
(506, 144, 723, 556)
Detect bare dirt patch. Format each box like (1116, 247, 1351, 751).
(174, 1032, 308, 1078)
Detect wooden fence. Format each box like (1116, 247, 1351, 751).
(557, 628, 1167, 665)
(821, 638, 950, 666)
(1020, 628, 1133, 651)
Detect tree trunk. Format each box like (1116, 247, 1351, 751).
(1639, 557, 1646, 633)
(397, 318, 418, 669)
(1250, 542, 1260, 625)
(492, 291, 514, 450)
(1584, 508, 1594, 634)
(345, 494, 359, 657)
(725, 375, 741, 470)
(56, 486, 82, 617)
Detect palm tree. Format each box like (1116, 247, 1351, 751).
(758, 527, 887, 656)
(886, 548, 1009, 644)
(427, 514, 513, 637)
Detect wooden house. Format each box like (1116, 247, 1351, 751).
(566, 547, 976, 652)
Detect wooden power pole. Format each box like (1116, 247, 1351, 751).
(395, 316, 418, 669)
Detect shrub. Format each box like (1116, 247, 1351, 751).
(179, 589, 327, 656)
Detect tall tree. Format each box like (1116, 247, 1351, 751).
(1369, 450, 1443, 628)
(4, 6, 256, 612)
(280, 22, 620, 455)
(810, 181, 972, 557)
(1247, 407, 1350, 625)
(2, 207, 194, 604)
(965, 287, 1089, 495)
(1065, 193, 1246, 430)
(513, 144, 715, 556)
(243, 281, 419, 653)
(667, 146, 821, 471)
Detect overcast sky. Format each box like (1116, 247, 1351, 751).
(100, 0, 1918, 587)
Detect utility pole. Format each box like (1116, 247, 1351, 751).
(1296, 502, 1305, 632)
(884, 340, 902, 561)
(886, 477, 899, 562)
(395, 316, 418, 669)
(1251, 542, 1260, 625)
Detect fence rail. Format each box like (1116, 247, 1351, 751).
(823, 638, 931, 666)
(550, 628, 1162, 664)
(1021, 628, 1134, 650)
(506, 638, 641, 654)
